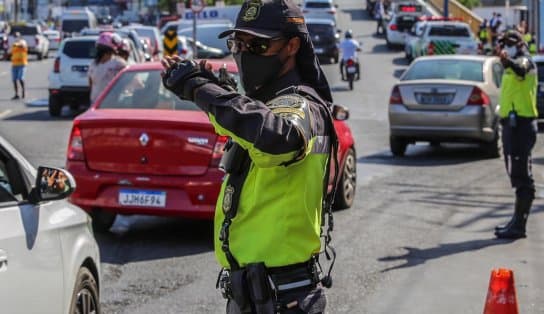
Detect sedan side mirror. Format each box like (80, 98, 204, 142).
(29, 166, 76, 204)
(332, 104, 350, 121)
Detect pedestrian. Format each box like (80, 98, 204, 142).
(494, 30, 538, 239)
(10, 32, 28, 100)
(88, 32, 127, 104)
(489, 12, 499, 46)
(517, 19, 527, 34)
(161, 0, 339, 312)
(374, 0, 386, 36)
(163, 24, 179, 57)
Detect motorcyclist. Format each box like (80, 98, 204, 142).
(338, 29, 361, 80)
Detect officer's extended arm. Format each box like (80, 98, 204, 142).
(501, 56, 534, 78)
(162, 60, 312, 168)
(194, 83, 312, 168)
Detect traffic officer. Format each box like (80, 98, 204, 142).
(495, 30, 538, 239)
(161, 0, 338, 312)
(163, 24, 179, 57)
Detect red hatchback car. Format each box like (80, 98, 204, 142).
(66, 61, 356, 232)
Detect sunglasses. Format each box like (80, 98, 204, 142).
(226, 37, 285, 55)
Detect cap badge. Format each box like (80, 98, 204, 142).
(242, 0, 263, 22)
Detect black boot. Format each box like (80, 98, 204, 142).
(495, 197, 532, 239)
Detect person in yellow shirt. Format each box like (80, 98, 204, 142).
(11, 32, 28, 100)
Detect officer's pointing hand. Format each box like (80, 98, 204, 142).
(161, 56, 221, 101)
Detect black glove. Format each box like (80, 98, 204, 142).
(162, 60, 220, 101)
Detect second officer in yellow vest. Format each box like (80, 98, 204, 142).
(495, 30, 538, 239)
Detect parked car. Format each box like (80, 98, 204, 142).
(124, 24, 163, 59)
(66, 60, 356, 232)
(306, 18, 340, 63)
(388, 55, 503, 157)
(48, 36, 96, 116)
(385, 10, 424, 49)
(302, 0, 338, 25)
(533, 55, 544, 119)
(7, 23, 49, 60)
(0, 135, 100, 314)
(43, 29, 61, 50)
(60, 8, 98, 38)
(408, 21, 479, 60)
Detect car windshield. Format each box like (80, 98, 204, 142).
(307, 24, 334, 36)
(62, 20, 90, 33)
(10, 26, 37, 35)
(99, 70, 201, 110)
(536, 62, 544, 82)
(305, 2, 332, 8)
(63, 40, 96, 58)
(402, 60, 484, 82)
(178, 25, 231, 53)
(429, 25, 470, 37)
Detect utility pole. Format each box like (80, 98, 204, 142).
(443, 0, 448, 18)
(14, 0, 19, 22)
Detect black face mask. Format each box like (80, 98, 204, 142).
(234, 52, 283, 95)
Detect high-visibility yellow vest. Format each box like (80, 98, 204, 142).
(163, 29, 179, 57)
(11, 43, 28, 66)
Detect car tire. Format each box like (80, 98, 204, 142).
(44, 49, 49, 59)
(37, 52, 43, 60)
(91, 210, 117, 233)
(48, 94, 62, 117)
(69, 267, 100, 314)
(390, 136, 408, 157)
(481, 126, 501, 158)
(334, 148, 357, 210)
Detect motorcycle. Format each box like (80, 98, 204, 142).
(342, 58, 360, 90)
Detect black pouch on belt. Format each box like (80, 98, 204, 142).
(246, 263, 275, 314)
(219, 141, 248, 175)
(230, 269, 252, 313)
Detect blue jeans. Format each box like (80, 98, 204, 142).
(11, 65, 26, 81)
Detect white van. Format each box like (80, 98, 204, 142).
(60, 8, 97, 38)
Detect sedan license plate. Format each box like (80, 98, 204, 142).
(314, 48, 324, 54)
(119, 189, 166, 207)
(417, 93, 453, 105)
(347, 66, 357, 74)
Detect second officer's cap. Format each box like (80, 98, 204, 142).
(218, 0, 308, 39)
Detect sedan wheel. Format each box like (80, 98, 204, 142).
(69, 267, 100, 314)
(334, 148, 357, 210)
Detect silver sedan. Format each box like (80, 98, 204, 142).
(0, 135, 100, 314)
(388, 55, 503, 157)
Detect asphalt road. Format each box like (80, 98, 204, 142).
(1, 0, 544, 313)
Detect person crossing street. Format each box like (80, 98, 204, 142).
(494, 30, 538, 239)
(161, 0, 339, 312)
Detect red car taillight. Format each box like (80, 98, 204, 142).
(181, 48, 188, 55)
(346, 59, 355, 66)
(389, 86, 403, 104)
(67, 122, 85, 161)
(327, 8, 336, 14)
(427, 42, 435, 55)
(210, 135, 228, 168)
(467, 86, 490, 106)
(53, 57, 60, 73)
(389, 24, 398, 31)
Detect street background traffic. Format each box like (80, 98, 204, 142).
(1, 0, 544, 312)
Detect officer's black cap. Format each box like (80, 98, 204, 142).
(218, 0, 308, 39)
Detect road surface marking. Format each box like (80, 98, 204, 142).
(0, 109, 12, 119)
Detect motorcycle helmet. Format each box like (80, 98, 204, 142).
(96, 32, 122, 52)
(345, 29, 353, 39)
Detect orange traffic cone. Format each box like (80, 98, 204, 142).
(483, 268, 519, 314)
